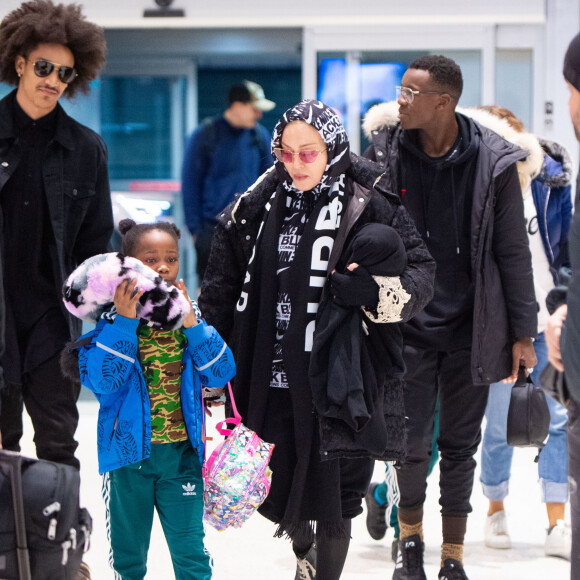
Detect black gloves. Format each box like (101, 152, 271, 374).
(330, 265, 379, 308)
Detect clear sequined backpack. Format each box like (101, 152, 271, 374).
(202, 383, 275, 531)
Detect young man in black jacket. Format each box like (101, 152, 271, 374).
(363, 55, 537, 580)
(0, 1, 113, 476)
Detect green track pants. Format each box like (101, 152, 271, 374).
(105, 440, 212, 580)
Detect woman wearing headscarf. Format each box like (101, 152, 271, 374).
(199, 99, 435, 579)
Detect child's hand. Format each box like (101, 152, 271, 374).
(114, 279, 143, 319)
(177, 279, 198, 328)
(346, 262, 359, 272)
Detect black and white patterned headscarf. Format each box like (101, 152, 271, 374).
(271, 99, 351, 196)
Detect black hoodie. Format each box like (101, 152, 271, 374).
(398, 114, 479, 349)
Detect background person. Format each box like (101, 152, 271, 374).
(363, 55, 537, 580)
(199, 99, 435, 579)
(470, 105, 572, 559)
(181, 80, 275, 283)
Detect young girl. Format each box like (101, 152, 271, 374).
(76, 219, 235, 580)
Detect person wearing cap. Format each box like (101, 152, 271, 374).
(181, 80, 275, 282)
(546, 30, 580, 580)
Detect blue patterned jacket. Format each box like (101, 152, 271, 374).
(78, 314, 235, 474)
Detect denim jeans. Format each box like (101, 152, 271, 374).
(480, 332, 569, 503)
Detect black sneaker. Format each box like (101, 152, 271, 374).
(295, 543, 316, 580)
(391, 539, 398, 563)
(438, 559, 469, 580)
(365, 482, 388, 540)
(392, 535, 427, 580)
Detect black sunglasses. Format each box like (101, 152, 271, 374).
(26, 58, 77, 84)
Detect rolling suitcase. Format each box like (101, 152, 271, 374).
(0, 450, 92, 580)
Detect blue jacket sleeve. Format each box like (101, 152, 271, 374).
(181, 126, 208, 237)
(183, 321, 236, 387)
(557, 182, 573, 269)
(79, 316, 140, 395)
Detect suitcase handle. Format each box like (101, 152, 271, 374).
(0, 450, 32, 580)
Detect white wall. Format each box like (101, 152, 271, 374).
(545, 0, 580, 176)
(1, 0, 546, 27)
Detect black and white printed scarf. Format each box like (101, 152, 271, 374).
(265, 101, 351, 390)
(230, 101, 354, 534)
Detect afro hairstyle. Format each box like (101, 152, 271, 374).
(0, 0, 106, 98)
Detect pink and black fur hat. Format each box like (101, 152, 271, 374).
(62, 252, 191, 330)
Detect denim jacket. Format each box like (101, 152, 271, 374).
(78, 315, 235, 474)
(0, 90, 114, 340)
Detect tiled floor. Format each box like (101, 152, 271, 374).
(18, 394, 571, 579)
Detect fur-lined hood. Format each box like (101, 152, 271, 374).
(362, 101, 545, 194)
(362, 100, 399, 139)
(459, 107, 544, 190)
(537, 138, 574, 189)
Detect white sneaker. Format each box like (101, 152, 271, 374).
(484, 511, 512, 549)
(545, 520, 571, 560)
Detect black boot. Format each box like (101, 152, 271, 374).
(295, 543, 316, 580)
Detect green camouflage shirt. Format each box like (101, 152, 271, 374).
(138, 325, 188, 443)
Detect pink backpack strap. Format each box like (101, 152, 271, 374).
(214, 382, 241, 436)
(203, 382, 241, 477)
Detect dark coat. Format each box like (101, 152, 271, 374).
(199, 153, 435, 461)
(363, 104, 537, 385)
(0, 90, 114, 347)
(562, 183, 580, 401)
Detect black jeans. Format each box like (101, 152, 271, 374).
(568, 398, 580, 580)
(396, 345, 489, 517)
(0, 352, 81, 469)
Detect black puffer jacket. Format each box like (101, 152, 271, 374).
(363, 102, 537, 385)
(199, 153, 435, 460)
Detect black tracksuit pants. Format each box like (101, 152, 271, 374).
(396, 345, 489, 517)
(0, 352, 81, 469)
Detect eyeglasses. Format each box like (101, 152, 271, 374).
(26, 58, 77, 84)
(396, 86, 447, 104)
(273, 148, 327, 164)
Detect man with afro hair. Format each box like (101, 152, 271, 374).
(0, 0, 113, 538)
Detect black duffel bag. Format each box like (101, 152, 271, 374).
(506, 366, 551, 461)
(0, 450, 92, 580)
